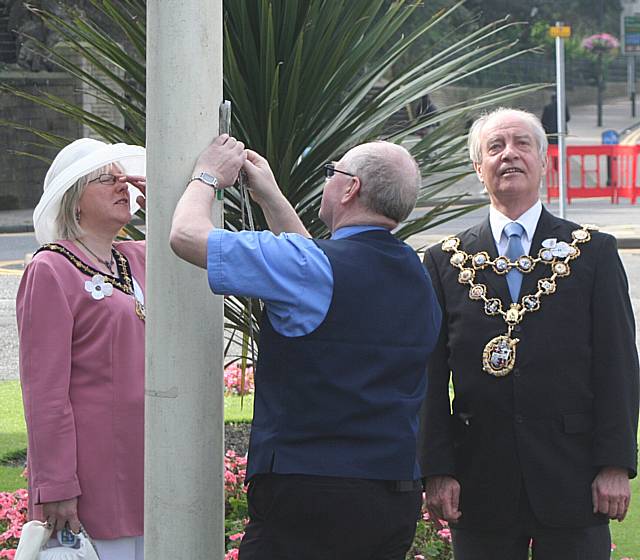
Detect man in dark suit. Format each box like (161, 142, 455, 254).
(419, 107, 639, 559)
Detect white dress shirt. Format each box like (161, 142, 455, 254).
(489, 200, 542, 256)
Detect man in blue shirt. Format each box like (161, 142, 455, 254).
(171, 135, 441, 560)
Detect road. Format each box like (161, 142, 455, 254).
(1, 232, 639, 381)
(0, 233, 37, 380)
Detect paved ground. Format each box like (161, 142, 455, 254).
(569, 97, 640, 145)
(0, 209, 34, 234)
(0, 273, 20, 381)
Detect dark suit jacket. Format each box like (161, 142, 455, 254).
(419, 207, 639, 529)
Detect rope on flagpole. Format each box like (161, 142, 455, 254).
(219, 100, 258, 396)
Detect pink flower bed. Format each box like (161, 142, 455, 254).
(0, 487, 28, 559)
(223, 450, 248, 558)
(224, 363, 255, 396)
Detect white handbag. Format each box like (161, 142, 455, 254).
(15, 521, 99, 560)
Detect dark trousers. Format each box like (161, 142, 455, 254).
(238, 473, 422, 560)
(451, 487, 610, 560)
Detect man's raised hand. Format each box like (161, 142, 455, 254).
(193, 134, 246, 188)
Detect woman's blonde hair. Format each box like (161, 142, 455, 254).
(55, 165, 110, 240)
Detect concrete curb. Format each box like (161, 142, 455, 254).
(0, 224, 34, 234)
(0, 218, 146, 235)
(616, 238, 640, 249)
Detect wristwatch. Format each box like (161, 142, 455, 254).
(189, 171, 219, 189)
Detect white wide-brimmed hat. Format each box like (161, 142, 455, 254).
(33, 138, 146, 244)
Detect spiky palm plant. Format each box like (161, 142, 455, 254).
(2, 0, 545, 357)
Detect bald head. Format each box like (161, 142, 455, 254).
(342, 141, 421, 223)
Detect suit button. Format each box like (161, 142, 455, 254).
(513, 325, 522, 333)
(513, 368, 521, 377)
(515, 414, 524, 423)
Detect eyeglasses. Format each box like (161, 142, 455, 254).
(88, 174, 118, 185)
(324, 163, 356, 179)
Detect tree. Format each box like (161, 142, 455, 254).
(1, 0, 544, 356)
(464, 0, 623, 47)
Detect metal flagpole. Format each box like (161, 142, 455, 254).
(145, 1, 225, 557)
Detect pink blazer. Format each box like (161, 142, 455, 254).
(16, 240, 145, 540)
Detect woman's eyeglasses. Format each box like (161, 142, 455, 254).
(88, 174, 118, 185)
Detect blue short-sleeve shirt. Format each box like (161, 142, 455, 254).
(207, 226, 387, 337)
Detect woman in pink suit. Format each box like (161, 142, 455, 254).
(16, 138, 147, 560)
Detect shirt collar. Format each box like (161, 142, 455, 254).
(331, 225, 389, 240)
(489, 199, 542, 245)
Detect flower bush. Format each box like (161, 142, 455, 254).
(0, 488, 28, 559)
(580, 32, 620, 126)
(224, 364, 255, 396)
(224, 450, 248, 559)
(581, 33, 620, 53)
(407, 507, 453, 559)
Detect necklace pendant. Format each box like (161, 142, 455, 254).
(482, 334, 519, 377)
(505, 303, 521, 324)
(469, 283, 487, 300)
(493, 256, 510, 274)
(471, 251, 490, 269)
(538, 277, 556, 295)
(517, 256, 534, 272)
(484, 298, 502, 315)
(552, 261, 570, 277)
(571, 228, 591, 242)
(450, 251, 467, 266)
(135, 300, 146, 321)
(441, 237, 460, 252)
(458, 268, 475, 284)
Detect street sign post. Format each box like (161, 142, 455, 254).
(602, 130, 619, 187)
(550, 23, 570, 219)
(622, 14, 640, 117)
(622, 15, 640, 54)
(548, 25, 571, 39)
(602, 130, 620, 144)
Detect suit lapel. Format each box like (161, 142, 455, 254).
(462, 216, 512, 304)
(519, 206, 563, 297)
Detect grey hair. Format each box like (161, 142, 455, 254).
(345, 141, 420, 223)
(468, 107, 548, 164)
(55, 165, 110, 240)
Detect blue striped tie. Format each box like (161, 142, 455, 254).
(504, 222, 525, 303)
